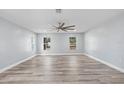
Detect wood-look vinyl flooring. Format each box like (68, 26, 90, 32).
(0, 55, 124, 84)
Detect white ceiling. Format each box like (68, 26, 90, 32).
(0, 9, 124, 33)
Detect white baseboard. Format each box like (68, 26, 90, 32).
(84, 53, 124, 73)
(0, 54, 37, 73)
(37, 53, 84, 56)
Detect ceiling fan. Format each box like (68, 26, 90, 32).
(48, 9, 76, 32)
(52, 22, 76, 32)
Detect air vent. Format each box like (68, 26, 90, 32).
(56, 9, 62, 13)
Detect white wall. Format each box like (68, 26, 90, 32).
(37, 33, 84, 54)
(84, 14, 124, 70)
(0, 17, 36, 70)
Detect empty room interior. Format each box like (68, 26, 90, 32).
(0, 9, 124, 84)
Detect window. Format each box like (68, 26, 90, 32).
(31, 34, 35, 51)
(43, 37, 51, 50)
(69, 37, 76, 50)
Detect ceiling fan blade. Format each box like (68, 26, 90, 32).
(58, 22, 65, 29)
(62, 29, 68, 32)
(64, 25, 75, 28)
(63, 25, 75, 29)
(66, 28, 75, 30)
(60, 23, 65, 27)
